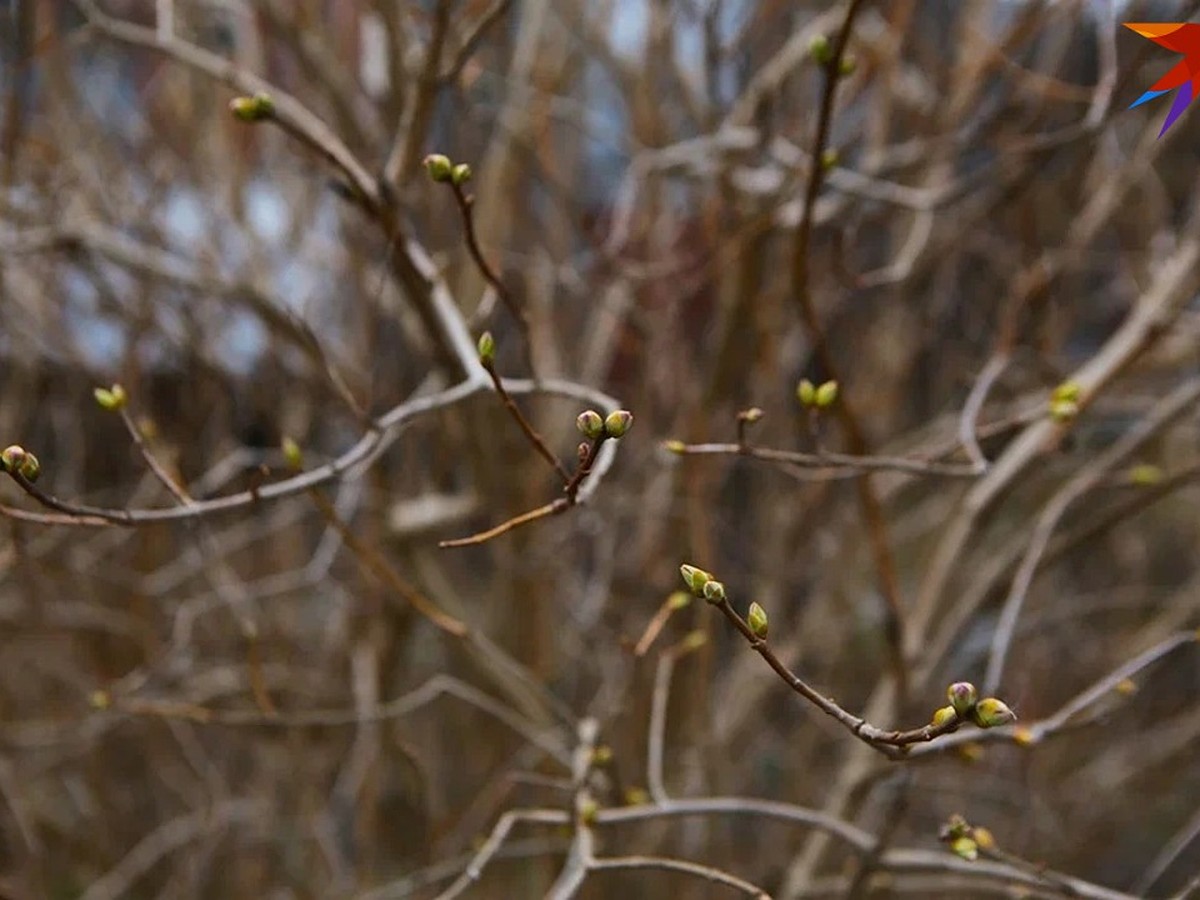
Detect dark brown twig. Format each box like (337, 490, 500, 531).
(482, 359, 571, 484)
(438, 435, 607, 548)
(705, 591, 961, 758)
(450, 181, 537, 374)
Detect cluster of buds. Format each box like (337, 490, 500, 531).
(680, 564, 769, 636)
(938, 814, 996, 862)
(1, 445, 41, 482)
(797, 378, 838, 410)
(93, 383, 127, 411)
(423, 153, 472, 187)
(228, 92, 275, 122)
(679, 564, 715, 598)
(576, 409, 633, 441)
(1048, 380, 1082, 423)
(930, 681, 1017, 731)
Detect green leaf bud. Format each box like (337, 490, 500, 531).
(679, 564, 712, 596)
(576, 410, 604, 440)
(797, 378, 817, 406)
(423, 153, 453, 182)
(702, 579, 727, 604)
(972, 697, 1017, 728)
(747, 601, 769, 638)
(931, 705, 957, 728)
(604, 409, 633, 438)
(815, 380, 839, 408)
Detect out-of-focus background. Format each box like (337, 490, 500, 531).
(2, 1, 1199, 897)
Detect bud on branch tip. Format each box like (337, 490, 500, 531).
(94, 384, 127, 411)
(423, 154, 453, 183)
(229, 93, 275, 122)
(576, 410, 604, 440)
(604, 410, 633, 438)
(477, 331, 495, 366)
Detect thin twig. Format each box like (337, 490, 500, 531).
(705, 591, 960, 757)
(587, 855, 770, 898)
(451, 181, 536, 373)
(669, 443, 981, 478)
(958, 353, 1009, 471)
(438, 433, 611, 548)
(482, 358, 569, 483)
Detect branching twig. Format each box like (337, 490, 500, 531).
(450, 178, 536, 373)
(667, 442, 981, 478)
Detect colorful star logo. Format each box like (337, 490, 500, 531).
(1126, 23, 1200, 137)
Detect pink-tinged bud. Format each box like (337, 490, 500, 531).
(1, 445, 27, 474)
(947, 682, 978, 717)
(604, 409, 633, 438)
(576, 410, 604, 440)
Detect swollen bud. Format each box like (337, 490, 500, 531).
(576, 410, 605, 440)
(797, 378, 817, 407)
(451, 163, 472, 186)
(604, 409, 633, 438)
(838, 54, 857, 77)
(17, 451, 40, 482)
(679, 564, 712, 596)
(1, 445, 27, 474)
(814, 380, 839, 409)
(947, 682, 978, 717)
(93, 384, 127, 411)
(663, 440, 686, 454)
(702, 579, 727, 604)
(476, 331, 496, 367)
(229, 92, 275, 122)
(809, 34, 833, 65)
(931, 706, 957, 728)
(972, 697, 1017, 729)
(423, 153, 453, 182)
(950, 836, 978, 862)
(281, 437, 303, 471)
(747, 601, 769, 638)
